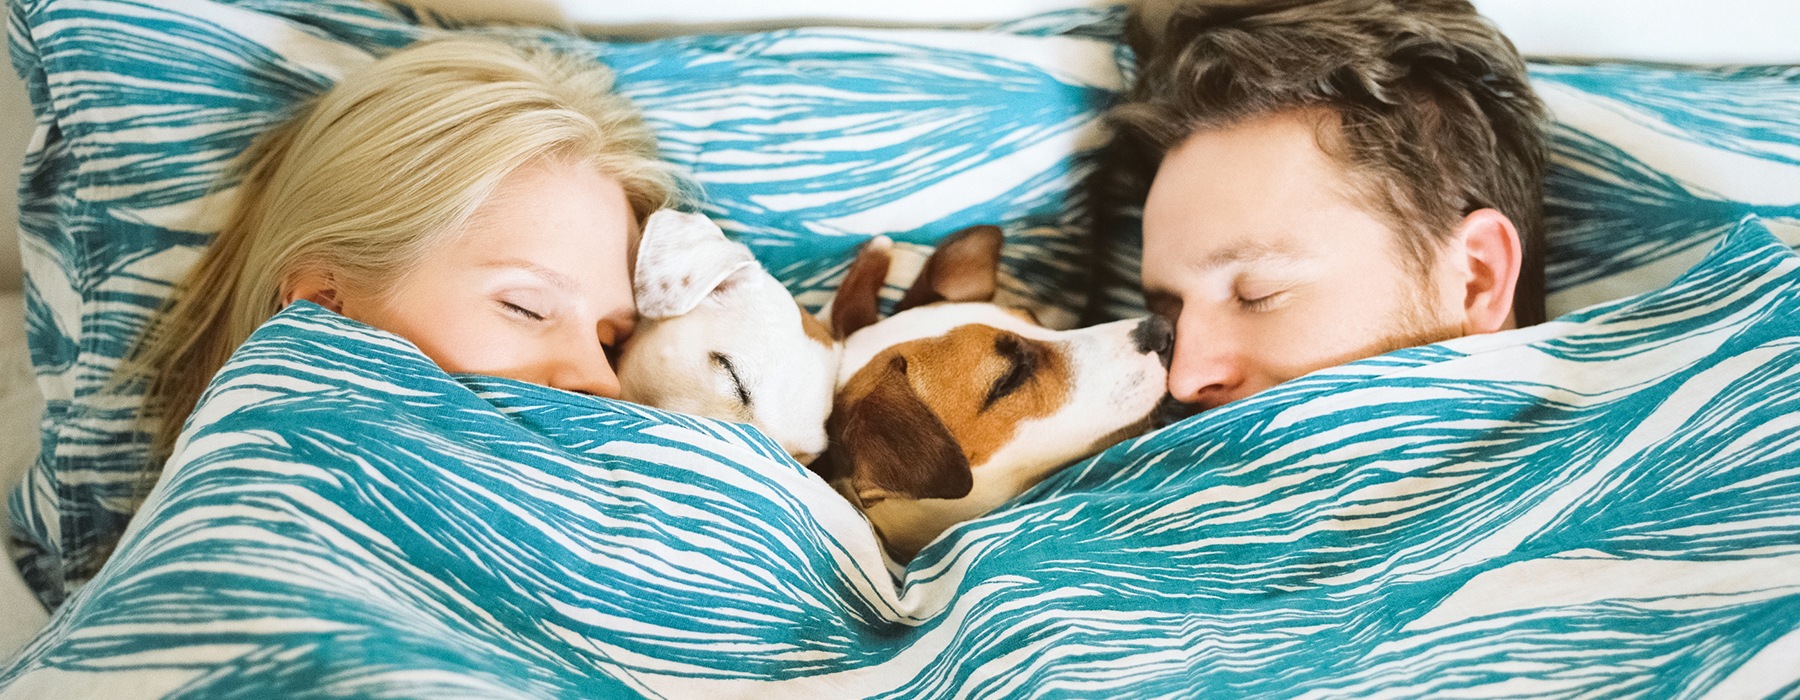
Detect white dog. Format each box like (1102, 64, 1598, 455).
(618, 210, 840, 464)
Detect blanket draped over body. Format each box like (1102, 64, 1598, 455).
(3, 219, 1796, 698)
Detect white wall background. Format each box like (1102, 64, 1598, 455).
(0, 0, 1798, 291)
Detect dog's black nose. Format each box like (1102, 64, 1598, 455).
(1134, 315, 1174, 366)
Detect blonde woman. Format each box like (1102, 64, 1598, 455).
(129, 37, 679, 483)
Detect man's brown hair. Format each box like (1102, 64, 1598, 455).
(1107, 0, 1550, 325)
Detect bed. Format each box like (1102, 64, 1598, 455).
(0, 0, 1797, 697)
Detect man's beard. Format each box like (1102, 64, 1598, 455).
(1365, 315, 1464, 358)
(1368, 274, 1466, 357)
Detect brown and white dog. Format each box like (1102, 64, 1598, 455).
(818, 226, 1174, 560)
(619, 210, 840, 464)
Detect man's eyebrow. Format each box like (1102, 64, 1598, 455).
(483, 259, 576, 291)
(1192, 241, 1302, 272)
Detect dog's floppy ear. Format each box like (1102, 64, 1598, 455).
(896, 224, 1003, 313)
(824, 354, 971, 504)
(827, 235, 893, 339)
(634, 210, 759, 319)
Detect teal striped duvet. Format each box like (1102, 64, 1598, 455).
(2, 218, 1795, 697)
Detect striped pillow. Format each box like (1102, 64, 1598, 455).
(4, 0, 1125, 605)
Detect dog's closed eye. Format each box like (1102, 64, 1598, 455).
(983, 334, 1038, 410)
(709, 352, 752, 407)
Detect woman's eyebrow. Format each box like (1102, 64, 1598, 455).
(483, 259, 576, 291)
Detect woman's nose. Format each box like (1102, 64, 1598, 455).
(549, 354, 623, 399)
(547, 326, 626, 399)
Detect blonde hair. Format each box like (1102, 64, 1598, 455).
(127, 37, 678, 475)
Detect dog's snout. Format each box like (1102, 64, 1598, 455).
(1134, 316, 1174, 367)
(785, 431, 828, 467)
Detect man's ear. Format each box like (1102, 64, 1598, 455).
(823, 354, 972, 504)
(282, 269, 343, 313)
(896, 224, 1004, 313)
(634, 210, 759, 319)
(1450, 208, 1522, 333)
(824, 235, 893, 339)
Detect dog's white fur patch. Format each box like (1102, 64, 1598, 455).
(621, 211, 838, 463)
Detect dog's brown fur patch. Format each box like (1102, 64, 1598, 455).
(873, 323, 1071, 468)
(796, 299, 833, 345)
(826, 355, 971, 504)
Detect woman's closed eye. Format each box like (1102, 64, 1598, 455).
(499, 300, 546, 322)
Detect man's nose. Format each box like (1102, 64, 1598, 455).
(1165, 322, 1246, 411)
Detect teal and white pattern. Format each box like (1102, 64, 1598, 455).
(1091, 59, 1800, 324)
(5, 0, 1123, 605)
(1534, 62, 1800, 316)
(3, 216, 1796, 697)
